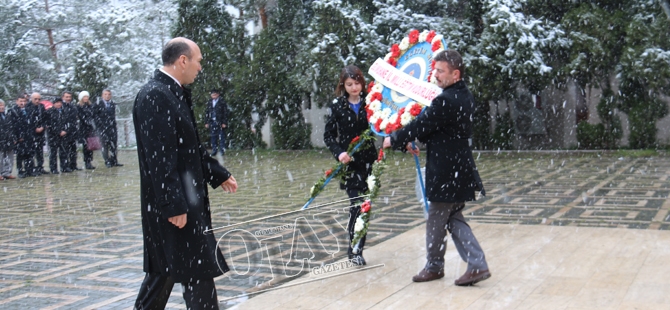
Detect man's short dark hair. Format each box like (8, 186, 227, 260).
(162, 40, 192, 66)
(17, 95, 26, 100)
(210, 89, 220, 95)
(434, 50, 465, 77)
(53, 97, 63, 103)
(62, 91, 73, 97)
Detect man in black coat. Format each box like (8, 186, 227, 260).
(28, 92, 47, 175)
(204, 89, 228, 155)
(61, 91, 81, 171)
(94, 89, 122, 167)
(45, 98, 70, 174)
(384, 50, 490, 285)
(133, 37, 238, 309)
(9, 96, 35, 178)
(0, 100, 16, 180)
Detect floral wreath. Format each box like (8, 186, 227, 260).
(365, 29, 447, 134)
(306, 129, 387, 250)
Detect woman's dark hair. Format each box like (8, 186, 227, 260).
(335, 65, 366, 97)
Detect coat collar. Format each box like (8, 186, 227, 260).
(339, 94, 367, 109)
(153, 69, 192, 103)
(443, 80, 466, 92)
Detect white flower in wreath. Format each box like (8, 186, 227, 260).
(366, 175, 377, 194)
(379, 118, 389, 130)
(431, 34, 444, 44)
(372, 83, 384, 93)
(400, 111, 413, 126)
(370, 111, 381, 124)
(384, 53, 392, 61)
(368, 100, 382, 112)
(399, 37, 410, 51)
(381, 107, 392, 119)
(389, 113, 399, 125)
(430, 71, 438, 84)
(310, 185, 317, 196)
(419, 30, 429, 43)
(354, 217, 365, 233)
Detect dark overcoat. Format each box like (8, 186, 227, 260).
(0, 111, 14, 152)
(27, 103, 46, 144)
(93, 99, 118, 142)
(391, 80, 485, 203)
(324, 95, 377, 191)
(62, 102, 79, 142)
(9, 106, 34, 155)
(133, 70, 231, 282)
(205, 97, 228, 127)
(76, 104, 95, 140)
(45, 108, 70, 145)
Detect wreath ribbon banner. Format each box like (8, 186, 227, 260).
(368, 58, 441, 107)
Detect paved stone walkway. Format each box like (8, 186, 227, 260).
(0, 149, 668, 309)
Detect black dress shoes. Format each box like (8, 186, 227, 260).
(62, 168, 73, 173)
(351, 254, 366, 266)
(454, 269, 491, 286)
(85, 164, 96, 170)
(412, 269, 445, 282)
(114, 163, 123, 167)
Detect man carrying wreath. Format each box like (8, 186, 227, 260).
(383, 50, 490, 285)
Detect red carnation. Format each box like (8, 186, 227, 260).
(409, 29, 420, 44)
(377, 149, 385, 162)
(391, 44, 400, 58)
(325, 169, 333, 176)
(398, 107, 406, 116)
(431, 40, 442, 52)
(351, 136, 360, 144)
(426, 30, 436, 43)
(361, 200, 372, 213)
(367, 81, 375, 94)
(371, 92, 382, 102)
(410, 103, 423, 116)
(385, 124, 393, 134)
(366, 108, 374, 121)
(374, 118, 383, 132)
(388, 57, 398, 67)
(430, 60, 436, 70)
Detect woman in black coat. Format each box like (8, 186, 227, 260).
(76, 91, 96, 169)
(323, 65, 377, 265)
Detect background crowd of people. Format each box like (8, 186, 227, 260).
(0, 90, 122, 179)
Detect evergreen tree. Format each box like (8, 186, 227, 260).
(255, 0, 312, 149)
(67, 41, 111, 100)
(298, 0, 381, 108)
(172, 0, 234, 143)
(225, 22, 267, 149)
(617, 1, 670, 148)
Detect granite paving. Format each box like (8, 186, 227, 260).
(0, 149, 668, 309)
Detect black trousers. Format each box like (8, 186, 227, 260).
(101, 133, 118, 165)
(134, 273, 219, 310)
(346, 189, 367, 256)
(48, 141, 67, 172)
(16, 152, 34, 176)
(79, 138, 93, 164)
(33, 138, 45, 170)
(65, 140, 77, 169)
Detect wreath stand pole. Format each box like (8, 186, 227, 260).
(301, 139, 367, 210)
(412, 142, 429, 214)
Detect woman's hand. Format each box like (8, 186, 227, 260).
(338, 152, 351, 164)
